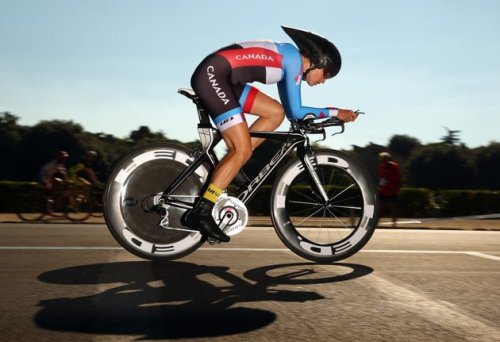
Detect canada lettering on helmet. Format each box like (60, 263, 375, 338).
(206, 65, 230, 105)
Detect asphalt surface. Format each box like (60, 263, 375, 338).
(1, 221, 499, 341)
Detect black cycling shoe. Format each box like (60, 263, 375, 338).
(183, 198, 230, 243)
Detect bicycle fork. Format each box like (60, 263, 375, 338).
(297, 145, 329, 205)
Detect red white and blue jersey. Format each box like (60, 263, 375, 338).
(191, 40, 336, 131)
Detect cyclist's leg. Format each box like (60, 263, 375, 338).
(211, 122, 252, 190)
(184, 122, 251, 242)
(187, 54, 250, 241)
(239, 85, 285, 149)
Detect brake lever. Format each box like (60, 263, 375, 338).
(313, 128, 327, 143)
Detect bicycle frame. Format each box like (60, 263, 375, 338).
(159, 89, 330, 210)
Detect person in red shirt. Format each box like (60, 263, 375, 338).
(378, 152, 401, 227)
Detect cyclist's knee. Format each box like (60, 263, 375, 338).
(269, 106, 285, 127)
(229, 145, 253, 165)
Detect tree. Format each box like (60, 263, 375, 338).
(15, 120, 87, 180)
(473, 142, 500, 189)
(388, 134, 421, 159)
(406, 144, 475, 189)
(129, 126, 166, 143)
(441, 127, 461, 146)
(0, 112, 27, 179)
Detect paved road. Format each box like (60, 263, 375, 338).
(1, 222, 499, 341)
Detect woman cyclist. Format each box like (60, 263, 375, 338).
(183, 26, 359, 242)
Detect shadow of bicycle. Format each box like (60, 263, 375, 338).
(35, 261, 373, 339)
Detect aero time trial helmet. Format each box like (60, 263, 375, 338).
(282, 26, 342, 79)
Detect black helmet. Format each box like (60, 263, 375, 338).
(282, 25, 341, 79)
(56, 150, 69, 159)
(85, 150, 98, 158)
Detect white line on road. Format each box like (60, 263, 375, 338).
(0, 246, 499, 261)
(465, 251, 500, 261)
(0, 246, 123, 250)
(350, 271, 500, 341)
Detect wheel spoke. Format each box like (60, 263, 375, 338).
(294, 206, 327, 227)
(288, 200, 322, 206)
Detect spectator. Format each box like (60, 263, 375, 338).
(378, 152, 401, 227)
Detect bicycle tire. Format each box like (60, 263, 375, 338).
(15, 191, 45, 221)
(65, 189, 92, 222)
(271, 149, 379, 263)
(89, 188, 104, 217)
(103, 143, 209, 260)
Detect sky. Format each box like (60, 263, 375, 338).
(1, 0, 499, 150)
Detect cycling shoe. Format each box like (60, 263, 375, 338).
(183, 198, 230, 243)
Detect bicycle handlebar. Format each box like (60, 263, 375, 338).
(294, 110, 364, 137)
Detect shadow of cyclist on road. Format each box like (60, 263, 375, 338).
(35, 260, 373, 339)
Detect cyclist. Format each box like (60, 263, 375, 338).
(69, 150, 101, 187)
(39, 150, 70, 191)
(183, 26, 359, 242)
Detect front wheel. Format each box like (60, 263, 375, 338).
(104, 143, 209, 260)
(15, 189, 46, 221)
(271, 149, 379, 263)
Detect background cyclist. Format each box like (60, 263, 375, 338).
(39, 150, 70, 192)
(69, 150, 101, 188)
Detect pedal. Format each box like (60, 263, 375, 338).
(207, 237, 220, 245)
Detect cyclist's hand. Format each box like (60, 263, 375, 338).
(336, 109, 358, 123)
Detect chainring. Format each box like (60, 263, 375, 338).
(212, 193, 248, 236)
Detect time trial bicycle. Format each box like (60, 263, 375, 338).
(103, 88, 379, 263)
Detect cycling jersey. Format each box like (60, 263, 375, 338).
(39, 159, 67, 188)
(191, 41, 338, 132)
(68, 163, 88, 185)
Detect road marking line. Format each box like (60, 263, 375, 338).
(362, 249, 465, 254)
(0, 246, 499, 262)
(350, 272, 500, 341)
(465, 252, 500, 261)
(0, 246, 123, 250)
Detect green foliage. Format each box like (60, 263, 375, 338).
(397, 188, 435, 217)
(440, 127, 461, 145)
(434, 190, 500, 217)
(0, 181, 39, 212)
(406, 144, 475, 189)
(472, 142, 500, 189)
(0, 113, 198, 182)
(1, 112, 500, 191)
(388, 134, 421, 158)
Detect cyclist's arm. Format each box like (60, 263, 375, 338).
(83, 167, 98, 183)
(277, 43, 337, 120)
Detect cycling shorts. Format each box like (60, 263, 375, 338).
(191, 53, 260, 132)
